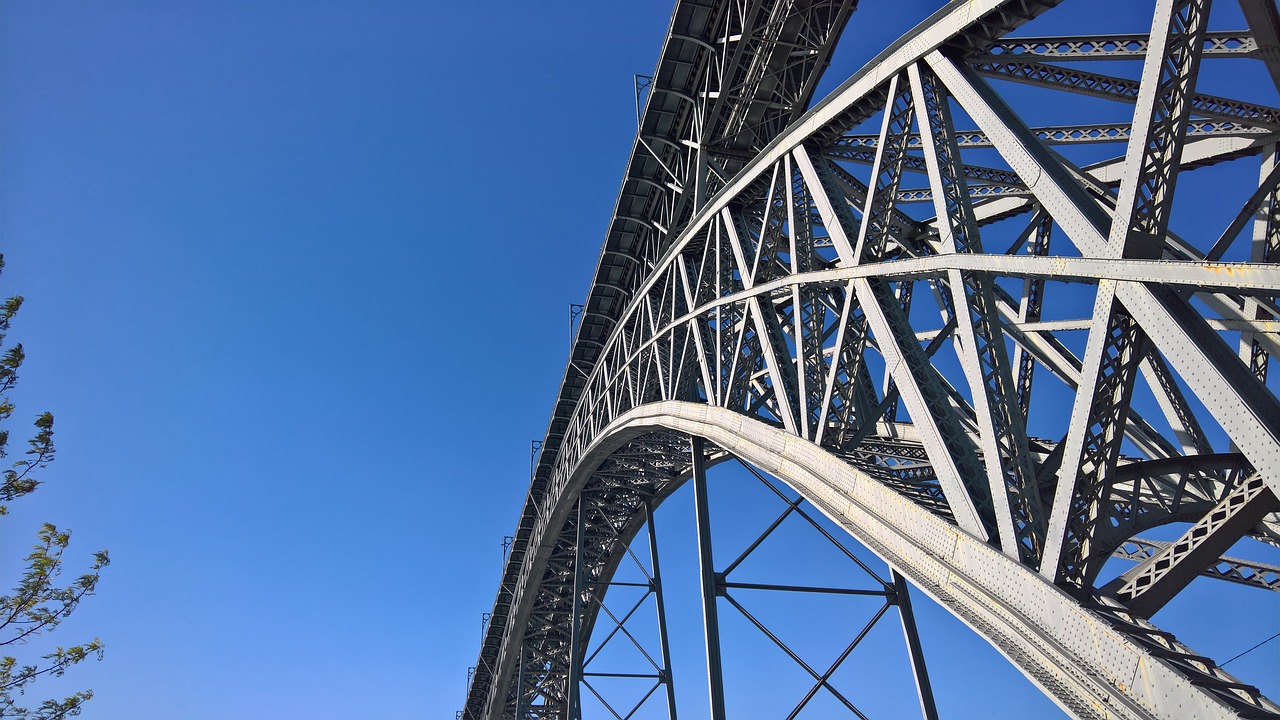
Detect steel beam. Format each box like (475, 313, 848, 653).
(691, 436, 726, 720)
(644, 499, 678, 720)
(910, 60, 1044, 564)
(1103, 475, 1280, 617)
(1110, 537, 1280, 592)
(975, 31, 1258, 60)
(1240, 0, 1280, 92)
(892, 570, 940, 720)
(569, 496, 585, 720)
(970, 59, 1280, 131)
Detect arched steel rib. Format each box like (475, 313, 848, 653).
(516, 402, 1280, 719)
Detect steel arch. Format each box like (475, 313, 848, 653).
(538, 402, 1273, 719)
(466, 0, 1280, 717)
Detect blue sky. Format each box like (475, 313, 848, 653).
(2, 1, 1277, 718)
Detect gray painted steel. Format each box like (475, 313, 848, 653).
(465, 0, 1280, 717)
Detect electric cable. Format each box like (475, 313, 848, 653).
(1220, 630, 1280, 667)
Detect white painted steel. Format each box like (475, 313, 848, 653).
(556, 402, 1278, 720)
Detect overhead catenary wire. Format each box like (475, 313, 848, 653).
(1221, 631, 1280, 667)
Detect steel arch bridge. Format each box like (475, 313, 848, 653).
(464, 0, 1280, 718)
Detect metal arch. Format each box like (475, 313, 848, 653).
(467, 0, 1280, 718)
(501, 402, 1280, 720)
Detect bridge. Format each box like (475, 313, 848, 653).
(464, 0, 1280, 717)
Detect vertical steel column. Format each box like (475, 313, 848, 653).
(892, 570, 939, 720)
(645, 498, 679, 720)
(515, 643, 526, 720)
(568, 495, 585, 720)
(691, 436, 727, 720)
(695, 144, 708, 212)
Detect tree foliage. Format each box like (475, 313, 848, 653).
(0, 255, 108, 719)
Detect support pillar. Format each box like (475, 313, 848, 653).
(645, 498, 679, 719)
(892, 569, 939, 720)
(568, 495, 585, 720)
(515, 643, 526, 720)
(691, 436, 727, 720)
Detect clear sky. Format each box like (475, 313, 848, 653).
(1, 1, 1276, 719)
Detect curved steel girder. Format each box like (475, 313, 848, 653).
(833, 120, 1273, 154)
(509, 431, 699, 716)
(593, 254, 1280, 399)
(558, 441, 742, 687)
(499, 401, 1278, 720)
(1081, 454, 1264, 585)
(1105, 456, 1248, 530)
(549, 52, 1280, 427)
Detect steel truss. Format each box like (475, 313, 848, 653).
(466, 0, 1280, 718)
